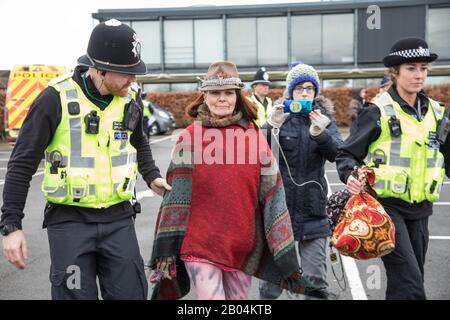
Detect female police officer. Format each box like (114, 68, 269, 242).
(336, 37, 450, 299)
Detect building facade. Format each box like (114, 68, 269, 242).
(93, 0, 450, 91)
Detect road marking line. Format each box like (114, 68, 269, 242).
(430, 236, 450, 240)
(150, 133, 180, 145)
(328, 182, 450, 188)
(435, 202, 450, 206)
(328, 182, 345, 186)
(325, 175, 332, 197)
(325, 173, 367, 300)
(136, 190, 155, 200)
(340, 256, 369, 300)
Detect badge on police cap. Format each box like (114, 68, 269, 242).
(105, 19, 122, 27)
(132, 33, 141, 58)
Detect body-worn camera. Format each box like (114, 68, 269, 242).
(388, 115, 402, 137)
(123, 100, 141, 131)
(437, 108, 450, 144)
(84, 110, 100, 134)
(283, 99, 313, 114)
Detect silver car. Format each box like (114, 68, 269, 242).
(144, 103, 176, 137)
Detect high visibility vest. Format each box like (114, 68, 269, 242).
(365, 92, 446, 203)
(143, 100, 152, 117)
(247, 94, 273, 127)
(41, 73, 138, 208)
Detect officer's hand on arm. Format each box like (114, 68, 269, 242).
(309, 109, 331, 136)
(150, 178, 172, 197)
(346, 175, 363, 195)
(2, 230, 28, 269)
(267, 104, 289, 128)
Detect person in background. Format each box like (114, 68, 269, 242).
(347, 87, 366, 124)
(247, 67, 274, 127)
(374, 76, 393, 100)
(141, 92, 154, 138)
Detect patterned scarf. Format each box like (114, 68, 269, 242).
(149, 118, 319, 300)
(196, 103, 243, 128)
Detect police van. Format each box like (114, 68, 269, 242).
(4, 65, 66, 143)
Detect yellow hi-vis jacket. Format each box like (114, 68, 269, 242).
(41, 73, 138, 208)
(247, 94, 273, 127)
(143, 100, 152, 117)
(365, 92, 446, 203)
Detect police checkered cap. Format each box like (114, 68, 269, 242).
(389, 47, 431, 59)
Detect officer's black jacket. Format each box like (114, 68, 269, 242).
(1, 66, 162, 229)
(336, 84, 450, 219)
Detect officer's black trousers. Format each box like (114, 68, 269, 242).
(381, 206, 429, 300)
(46, 217, 148, 300)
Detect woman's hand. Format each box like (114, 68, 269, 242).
(309, 109, 330, 136)
(267, 104, 289, 128)
(156, 256, 174, 280)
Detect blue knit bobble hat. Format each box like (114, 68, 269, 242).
(286, 63, 320, 98)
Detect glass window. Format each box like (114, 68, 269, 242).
(171, 83, 198, 92)
(194, 19, 224, 67)
(427, 76, 450, 85)
(323, 14, 354, 64)
(291, 15, 322, 65)
(227, 18, 257, 66)
(143, 83, 170, 92)
(132, 21, 161, 66)
(427, 8, 450, 60)
(164, 20, 194, 68)
(257, 17, 287, 65)
(291, 13, 354, 65)
(323, 79, 350, 89)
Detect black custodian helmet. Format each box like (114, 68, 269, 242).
(78, 19, 147, 75)
(251, 67, 271, 87)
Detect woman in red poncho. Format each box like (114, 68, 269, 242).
(149, 61, 318, 300)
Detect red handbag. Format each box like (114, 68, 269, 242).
(331, 166, 396, 260)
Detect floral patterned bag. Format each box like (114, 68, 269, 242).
(330, 166, 396, 260)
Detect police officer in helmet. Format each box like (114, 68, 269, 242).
(247, 67, 274, 127)
(0, 19, 171, 300)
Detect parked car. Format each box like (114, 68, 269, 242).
(143, 102, 176, 137)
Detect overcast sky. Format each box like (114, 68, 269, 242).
(0, 0, 319, 70)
